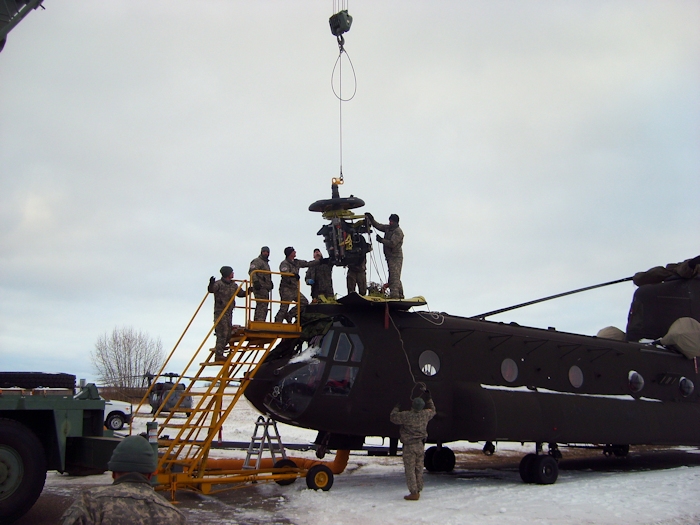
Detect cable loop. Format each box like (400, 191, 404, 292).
(331, 49, 357, 102)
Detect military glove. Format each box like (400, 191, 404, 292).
(270, 282, 274, 290)
(294, 274, 300, 280)
(365, 212, 374, 221)
(307, 279, 315, 285)
(376, 234, 383, 243)
(208, 276, 216, 292)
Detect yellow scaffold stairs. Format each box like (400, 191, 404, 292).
(134, 270, 307, 497)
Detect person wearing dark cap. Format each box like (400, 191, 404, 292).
(365, 212, 404, 299)
(208, 266, 247, 361)
(60, 435, 186, 524)
(274, 247, 321, 323)
(249, 246, 274, 321)
(390, 388, 436, 501)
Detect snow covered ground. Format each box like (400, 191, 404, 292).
(22, 395, 700, 525)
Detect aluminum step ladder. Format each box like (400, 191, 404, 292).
(243, 416, 287, 469)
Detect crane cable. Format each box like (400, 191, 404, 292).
(330, 1, 357, 186)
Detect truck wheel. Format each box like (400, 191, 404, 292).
(0, 419, 47, 523)
(0, 372, 76, 390)
(106, 413, 125, 431)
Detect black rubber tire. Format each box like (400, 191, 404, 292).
(106, 413, 125, 431)
(305, 464, 334, 491)
(0, 372, 76, 390)
(273, 459, 298, 486)
(483, 441, 495, 456)
(424, 446, 438, 471)
(519, 453, 537, 483)
(432, 447, 456, 473)
(532, 454, 559, 484)
(0, 419, 48, 523)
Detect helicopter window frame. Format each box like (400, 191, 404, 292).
(349, 333, 364, 362)
(501, 358, 518, 383)
(322, 365, 359, 397)
(419, 350, 440, 377)
(334, 333, 353, 362)
(318, 330, 335, 357)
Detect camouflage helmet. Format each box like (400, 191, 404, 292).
(108, 436, 156, 473)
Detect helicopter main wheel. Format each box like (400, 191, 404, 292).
(424, 446, 438, 472)
(532, 455, 558, 484)
(273, 459, 298, 486)
(519, 453, 537, 483)
(431, 447, 456, 473)
(306, 464, 334, 491)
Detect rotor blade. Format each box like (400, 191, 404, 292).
(470, 276, 633, 320)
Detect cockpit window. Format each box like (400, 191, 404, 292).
(323, 365, 358, 396)
(318, 330, 335, 357)
(349, 334, 364, 362)
(263, 361, 326, 419)
(334, 333, 352, 362)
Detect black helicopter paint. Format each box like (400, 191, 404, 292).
(244, 188, 700, 485)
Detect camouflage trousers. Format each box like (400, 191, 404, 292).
(347, 267, 367, 295)
(402, 441, 425, 494)
(253, 289, 270, 321)
(387, 256, 404, 299)
(214, 310, 233, 353)
(274, 286, 309, 323)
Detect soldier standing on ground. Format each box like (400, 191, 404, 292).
(389, 388, 436, 501)
(60, 435, 186, 525)
(274, 247, 321, 323)
(306, 248, 334, 301)
(366, 212, 404, 299)
(208, 266, 247, 361)
(249, 246, 274, 321)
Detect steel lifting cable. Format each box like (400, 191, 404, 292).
(330, 1, 356, 186)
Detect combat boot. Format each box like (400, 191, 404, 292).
(214, 351, 226, 363)
(404, 492, 420, 501)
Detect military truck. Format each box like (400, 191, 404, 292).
(0, 372, 120, 524)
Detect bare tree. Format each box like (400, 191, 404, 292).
(92, 326, 164, 398)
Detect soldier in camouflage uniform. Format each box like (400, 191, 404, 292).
(208, 266, 247, 361)
(366, 212, 404, 299)
(274, 246, 321, 323)
(305, 248, 334, 300)
(249, 246, 274, 321)
(346, 255, 367, 296)
(60, 435, 186, 525)
(390, 390, 436, 501)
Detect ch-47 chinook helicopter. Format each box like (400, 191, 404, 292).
(244, 186, 700, 485)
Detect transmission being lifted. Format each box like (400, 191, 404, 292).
(309, 183, 371, 268)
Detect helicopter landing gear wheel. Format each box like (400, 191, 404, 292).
(532, 455, 558, 484)
(483, 441, 495, 456)
(424, 446, 438, 471)
(519, 453, 537, 483)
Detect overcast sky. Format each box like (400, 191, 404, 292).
(1, 1, 698, 382)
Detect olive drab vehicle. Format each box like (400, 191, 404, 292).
(244, 188, 700, 485)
